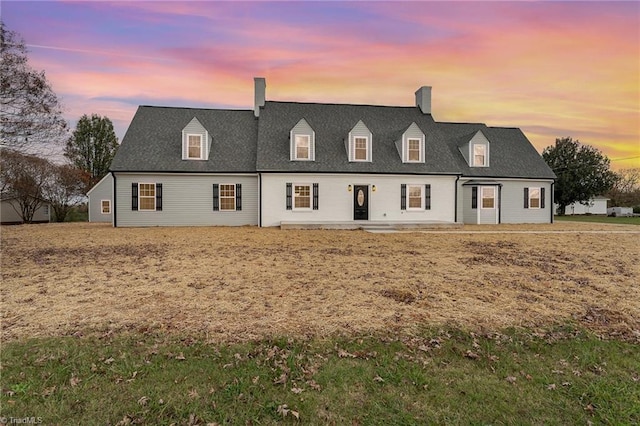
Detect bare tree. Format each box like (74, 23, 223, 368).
(607, 168, 640, 207)
(0, 21, 68, 155)
(0, 149, 52, 223)
(44, 164, 86, 222)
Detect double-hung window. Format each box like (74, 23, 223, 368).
(101, 200, 111, 214)
(354, 137, 368, 161)
(528, 187, 541, 209)
(294, 184, 311, 210)
(187, 134, 202, 159)
(407, 185, 423, 210)
(139, 183, 156, 211)
(407, 138, 421, 162)
(219, 184, 236, 211)
(473, 144, 486, 166)
(295, 135, 310, 160)
(481, 187, 495, 209)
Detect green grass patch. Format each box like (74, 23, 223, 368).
(1, 327, 638, 425)
(555, 215, 640, 225)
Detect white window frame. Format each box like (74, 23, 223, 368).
(293, 183, 312, 211)
(406, 138, 422, 163)
(353, 136, 369, 162)
(219, 184, 236, 211)
(138, 183, 156, 211)
(529, 187, 541, 209)
(407, 184, 425, 211)
(101, 199, 111, 214)
(472, 144, 487, 167)
(294, 134, 311, 160)
(480, 186, 495, 209)
(186, 134, 203, 160)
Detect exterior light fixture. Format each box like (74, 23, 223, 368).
(372, 185, 377, 192)
(348, 185, 352, 192)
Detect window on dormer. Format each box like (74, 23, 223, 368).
(354, 137, 368, 161)
(473, 144, 486, 166)
(408, 138, 421, 162)
(295, 135, 310, 160)
(187, 134, 203, 159)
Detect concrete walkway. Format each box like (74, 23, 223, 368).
(366, 229, 640, 234)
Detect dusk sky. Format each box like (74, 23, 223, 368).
(2, 1, 638, 169)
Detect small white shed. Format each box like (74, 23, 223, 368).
(557, 196, 609, 215)
(87, 174, 113, 223)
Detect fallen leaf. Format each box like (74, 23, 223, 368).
(291, 387, 304, 394)
(138, 396, 149, 406)
(252, 376, 260, 384)
(188, 389, 199, 399)
(306, 380, 321, 391)
(70, 376, 81, 387)
(273, 373, 287, 385)
(547, 383, 556, 390)
(291, 410, 300, 420)
(175, 353, 186, 361)
(42, 386, 56, 396)
(505, 376, 517, 384)
(464, 350, 479, 360)
(373, 376, 385, 383)
(338, 349, 356, 358)
(104, 357, 115, 365)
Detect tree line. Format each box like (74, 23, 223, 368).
(1, 22, 118, 223)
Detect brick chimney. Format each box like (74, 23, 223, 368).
(415, 86, 432, 114)
(254, 77, 266, 117)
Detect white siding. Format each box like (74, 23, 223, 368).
(558, 199, 608, 215)
(115, 173, 258, 227)
(87, 174, 113, 223)
(458, 179, 553, 224)
(261, 173, 457, 227)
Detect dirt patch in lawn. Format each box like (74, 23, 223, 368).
(1, 223, 638, 342)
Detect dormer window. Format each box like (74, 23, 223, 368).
(187, 134, 203, 159)
(473, 144, 486, 166)
(290, 119, 315, 161)
(295, 135, 310, 160)
(182, 117, 209, 161)
(347, 120, 373, 162)
(354, 137, 368, 161)
(408, 138, 421, 162)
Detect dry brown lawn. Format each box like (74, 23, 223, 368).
(1, 222, 638, 342)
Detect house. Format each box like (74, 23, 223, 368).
(87, 174, 113, 223)
(1, 194, 51, 225)
(108, 78, 555, 227)
(555, 196, 609, 215)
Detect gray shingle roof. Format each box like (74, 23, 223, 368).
(256, 101, 460, 174)
(110, 106, 257, 173)
(437, 122, 556, 179)
(112, 101, 555, 180)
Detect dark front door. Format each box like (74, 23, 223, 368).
(353, 185, 369, 220)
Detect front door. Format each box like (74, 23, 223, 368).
(353, 185, 369, 220)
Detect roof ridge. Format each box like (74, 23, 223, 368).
(265, 100, 418, 109)
(139, 105, 252, 112)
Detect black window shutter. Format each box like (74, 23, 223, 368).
(132, 183, 138, 211)
(541, 187, 546, 209)
(313, 183, 319, 210)
(236, 184, 242, 211)
(524, 187, 529, 209)
(472, 187, 477, 209)
(155, 183, 162, 211)
(425, 184, 431, 210)
(212, 184, 219, 211)
(400, 184, 407, 210)
(286, 183, 292, 210)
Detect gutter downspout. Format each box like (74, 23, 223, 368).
(258, 172, 262, 227)
(454, 175, 460, 223)
(111, 171, 117, 227)
(550, 181, 554, 223)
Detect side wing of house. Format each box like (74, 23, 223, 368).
(87, 174, 113, 223)
(109, 106, 258, 227)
